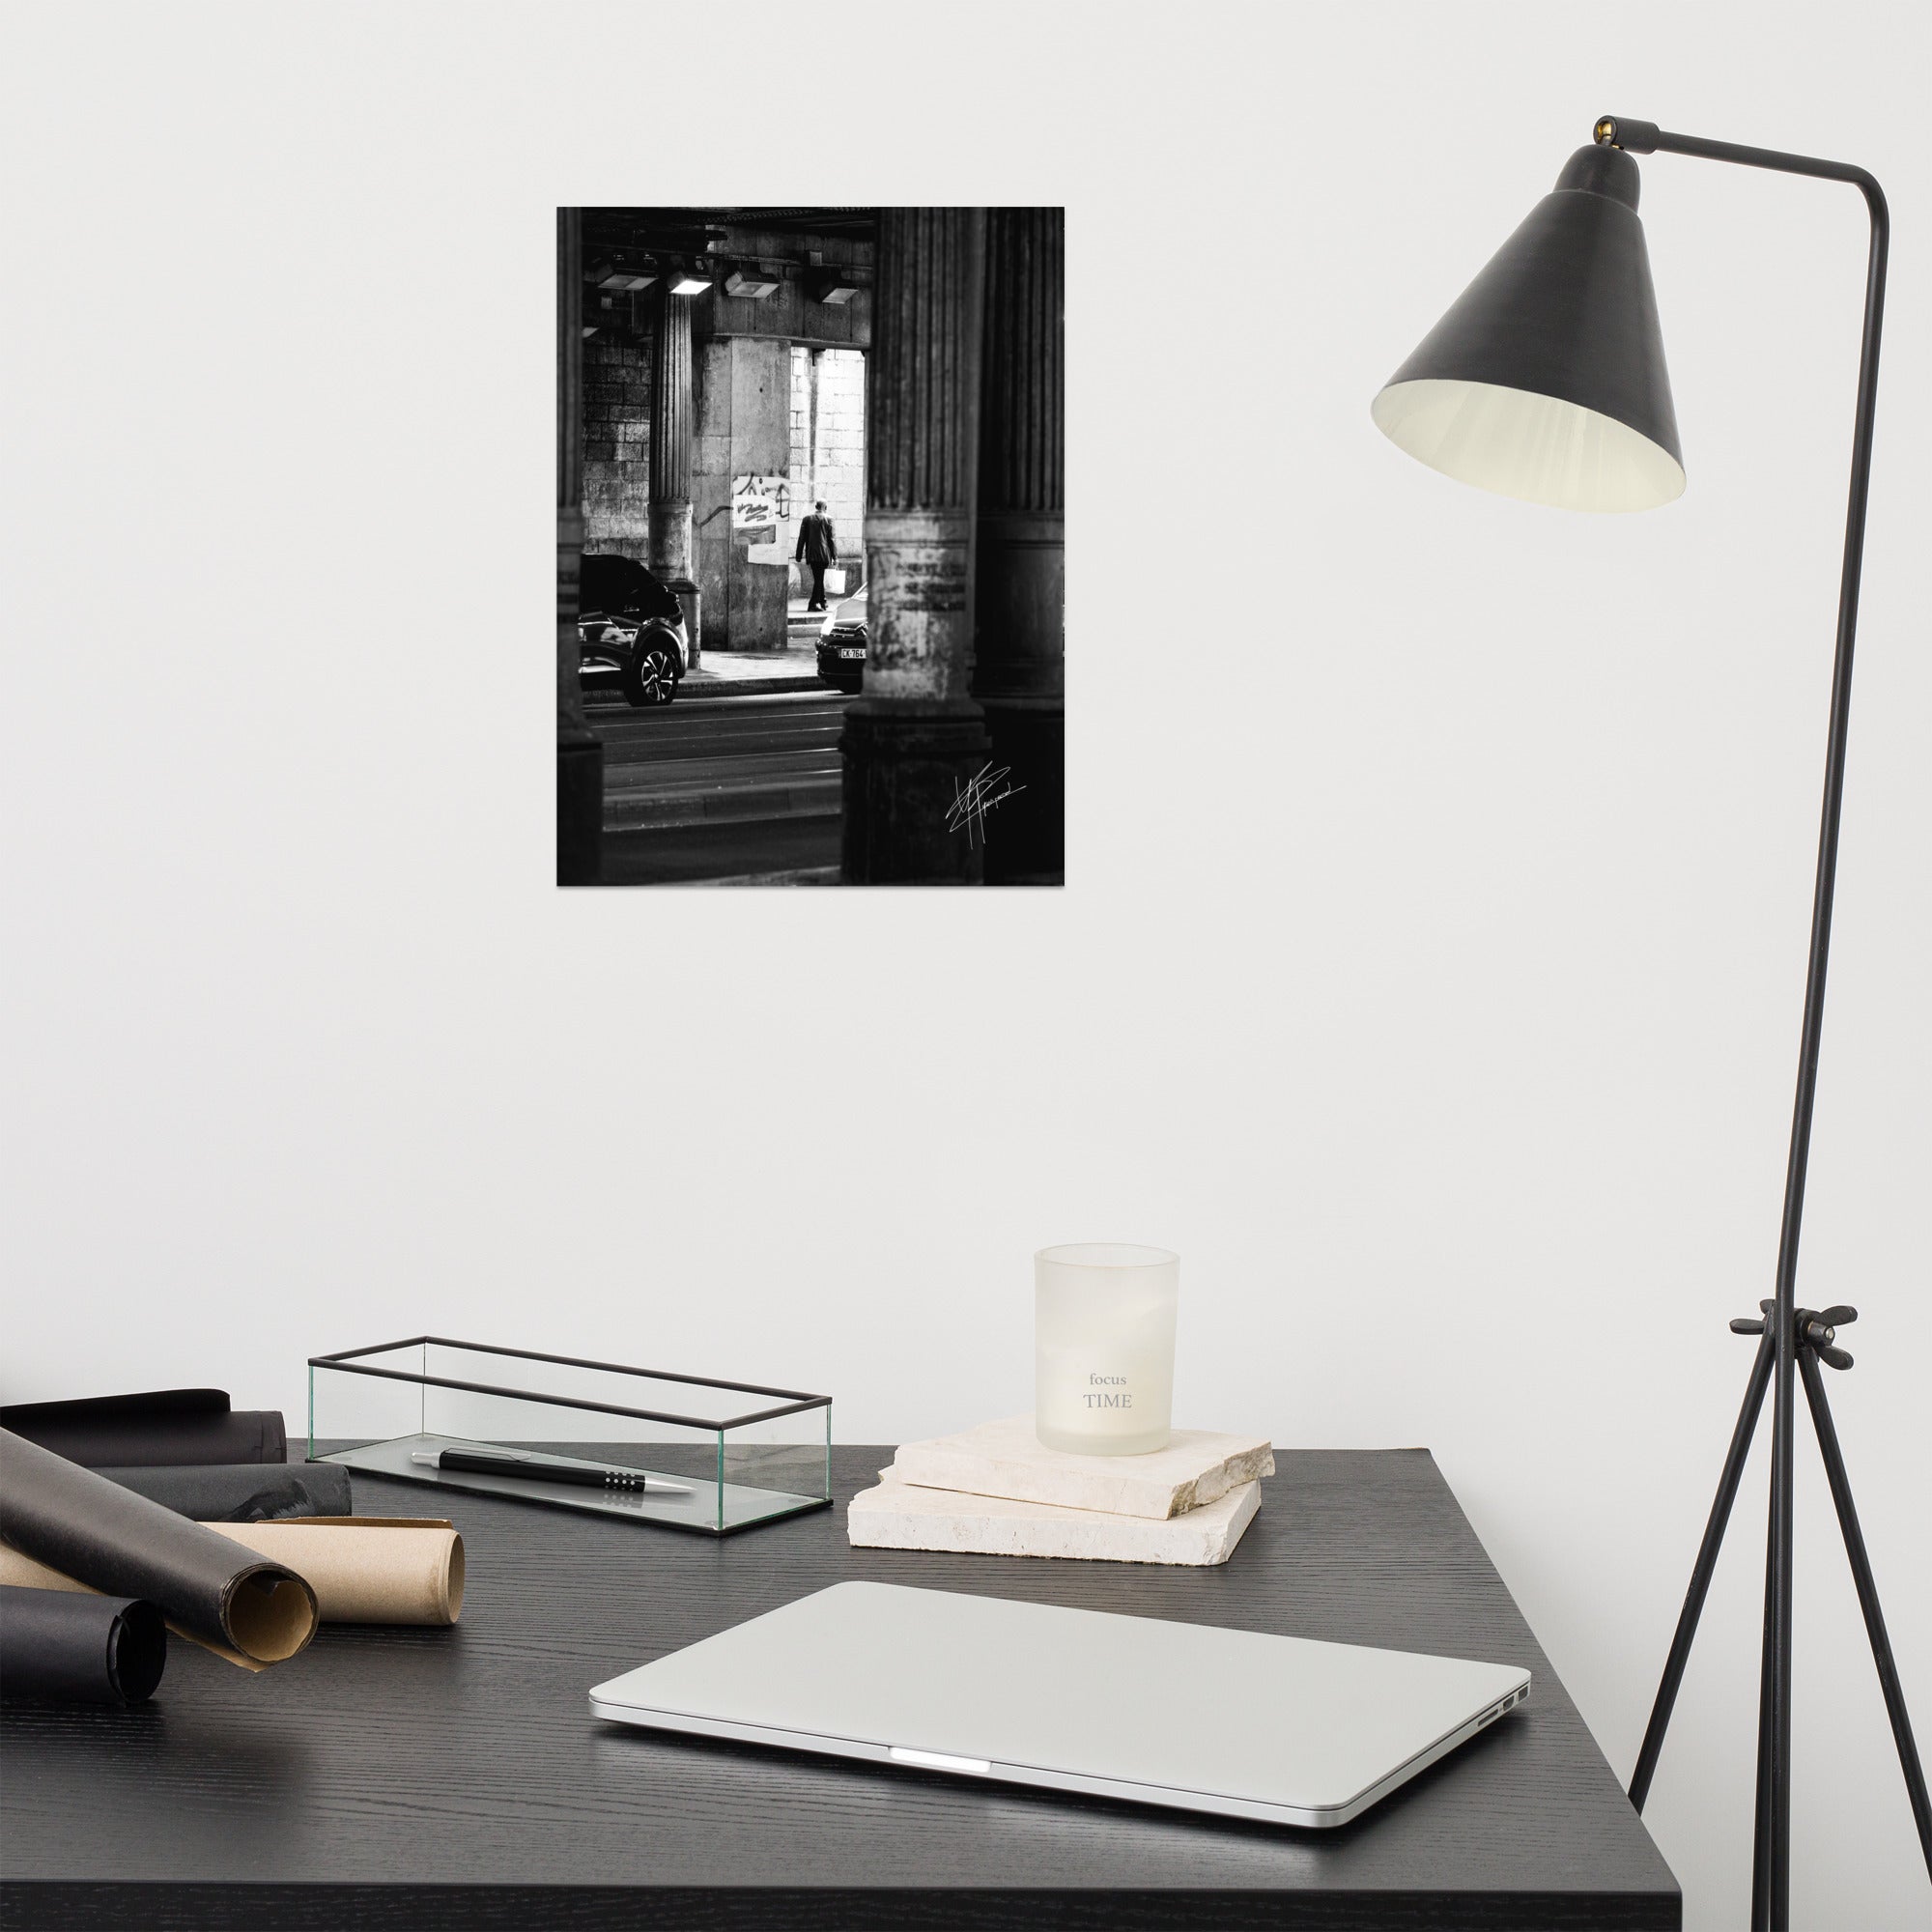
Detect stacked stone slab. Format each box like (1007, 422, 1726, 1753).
(847, 1417, 1274, 1567)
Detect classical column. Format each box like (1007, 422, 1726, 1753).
(973, 208, 1065, 885)
(556, 208, 601, 885)
(649, 285, 698, 662)
(841, 208, 991, 886)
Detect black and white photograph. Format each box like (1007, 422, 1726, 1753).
(558, 206, 1065, 887)
(6, 7, 1932, 1932)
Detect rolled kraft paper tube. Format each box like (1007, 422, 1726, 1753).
(98, 1463, 354, 1522)
(0, 1390, 286, 1466)
(0, 1584, 167, 1706)
(201, 1520, 466, 1626)
(0, 1430, 316, 1670)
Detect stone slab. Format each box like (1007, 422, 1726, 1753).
(889, 1414, 1274, 1520)
(846, 1467, 1262, 1566)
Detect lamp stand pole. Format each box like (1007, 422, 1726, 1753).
(1591, 119, 1928, 1930)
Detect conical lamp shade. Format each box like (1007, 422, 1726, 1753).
(1373, 145, 1684, 512)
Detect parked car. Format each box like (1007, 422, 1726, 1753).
(816, 586, 867, 693)
(578, 554, 689, 707)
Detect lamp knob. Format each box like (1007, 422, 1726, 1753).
(1595, 115, 1661, 155)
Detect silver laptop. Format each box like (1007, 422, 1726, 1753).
(589, 1580, 1530, 1828)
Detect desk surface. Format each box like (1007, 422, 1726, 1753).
(1, 1446, 1679, 1931)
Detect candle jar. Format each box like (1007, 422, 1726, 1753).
(1034, 1243, 1179, 1456)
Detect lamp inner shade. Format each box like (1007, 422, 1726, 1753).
(1372, 377, 1685, 513)
(1373, 144, 1684, 514)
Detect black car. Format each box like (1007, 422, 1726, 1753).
(815, 586, 867, 693)
(578, 554, 690, 707)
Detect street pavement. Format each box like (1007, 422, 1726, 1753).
(592, 689, 848, 830)
(599, 815, 839, 887)
(587, 688, 849, 884)
(582, 597, 852, 884)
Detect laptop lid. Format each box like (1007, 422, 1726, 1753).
(589, 1580, 1530, 1828)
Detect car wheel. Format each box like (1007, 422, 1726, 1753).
(624, 641, 679, 708)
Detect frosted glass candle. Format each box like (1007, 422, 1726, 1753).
(1034, 1243, 1179, 1456)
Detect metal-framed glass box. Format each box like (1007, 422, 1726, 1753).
(308, 1337, 832, 1535)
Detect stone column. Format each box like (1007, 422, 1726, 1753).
(973, 209, 1065, 885)
(840, 208, 991, 886)
(556, 208, 601, 886)
(649, 285, 698, 663)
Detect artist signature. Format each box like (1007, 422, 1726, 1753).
(946, 763, 1026, 846)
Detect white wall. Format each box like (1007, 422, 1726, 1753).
(3, 4, 1927, 1925)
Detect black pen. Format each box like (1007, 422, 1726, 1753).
(411, 1447, 690, 1495)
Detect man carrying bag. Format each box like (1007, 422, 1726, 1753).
(795, 500, 838, 611)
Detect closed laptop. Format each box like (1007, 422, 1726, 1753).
(589, 1580, 1530, 1828)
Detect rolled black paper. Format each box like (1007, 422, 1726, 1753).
(0, 1585, 166, 1705)
(0, 1430, 317, 1668)
(96, 1462, 353, 1522)
(0, 1390, 286, 1467)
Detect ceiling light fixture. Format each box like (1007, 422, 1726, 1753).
(591, 260, 657, 292)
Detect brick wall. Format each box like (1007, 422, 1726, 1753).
(788, 347, 811, 506)
(582, 326, 654, 561)
(813, 348, 866, 561)
(782, 345, 866, 593)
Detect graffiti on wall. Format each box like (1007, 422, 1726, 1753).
(730, 473, 790, 533)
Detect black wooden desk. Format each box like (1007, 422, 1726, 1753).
(1, 1447, 1678, 1930)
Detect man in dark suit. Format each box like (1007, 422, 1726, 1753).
(795, 500, 838, 611)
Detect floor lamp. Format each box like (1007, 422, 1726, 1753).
(1370, 117, 1930, 1931)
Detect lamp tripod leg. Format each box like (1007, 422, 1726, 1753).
(1624, 1298, 1926, 1917)
(1797, 1349, 1932, 1877)
(1630, 1326, 1776, 1810)
(1763, 1299, 1800, 1932)
(1752, 1448, 1782, 1931)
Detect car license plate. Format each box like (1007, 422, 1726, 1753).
(838, 646, 865, 660)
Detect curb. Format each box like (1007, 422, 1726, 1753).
(588, 676, 835, 708)
(678, 676, 837, 699)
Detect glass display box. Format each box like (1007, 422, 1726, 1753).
(309, 1337, 832, 1535)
